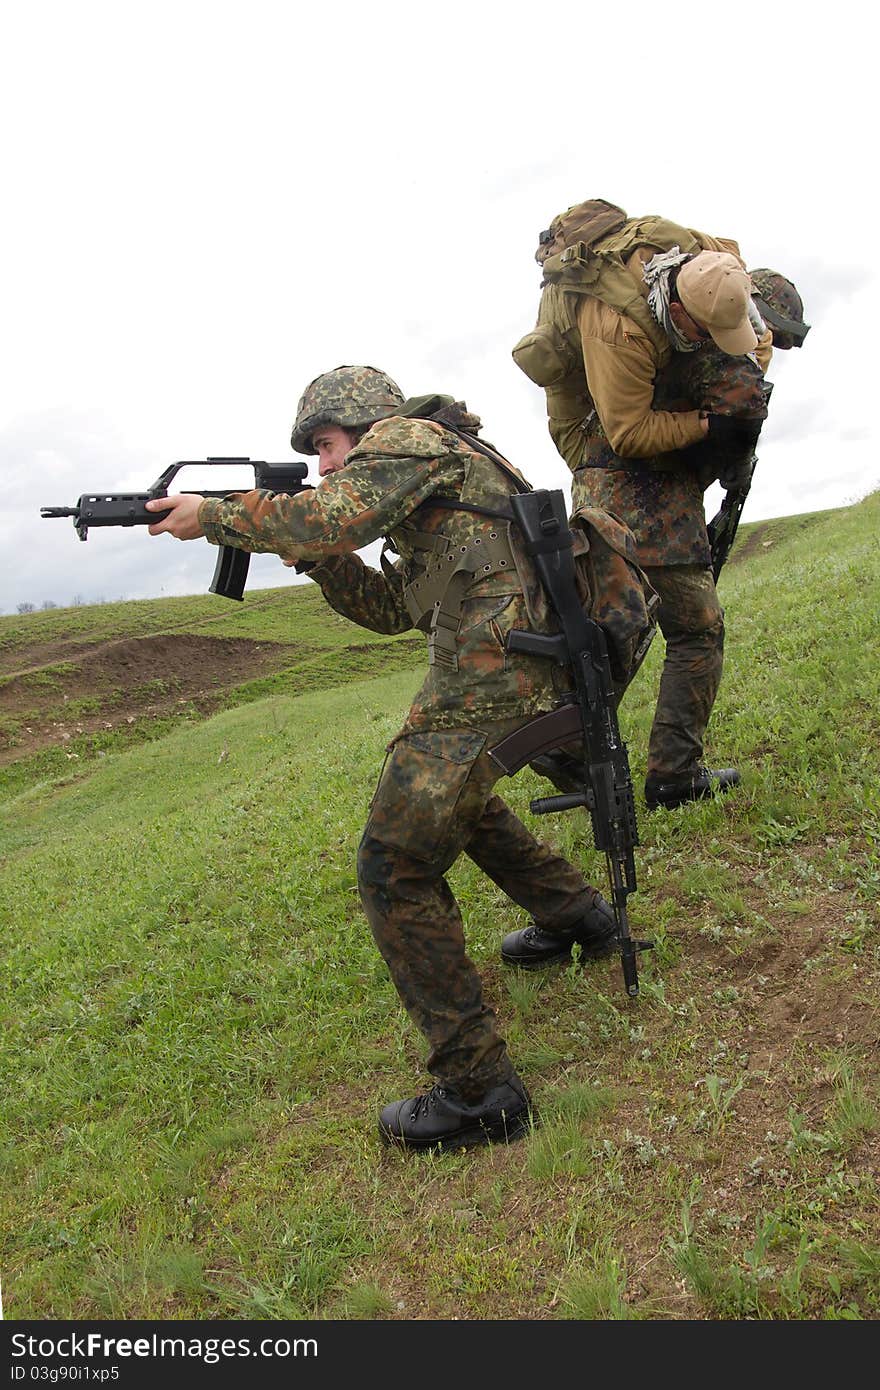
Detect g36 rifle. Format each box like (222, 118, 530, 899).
(41, 457, 310, 601)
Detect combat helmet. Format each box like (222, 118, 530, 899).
(750, 269, 810, 349)
(291, 365, 405, 454)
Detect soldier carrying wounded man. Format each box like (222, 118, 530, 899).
(513, 199, 809, 810)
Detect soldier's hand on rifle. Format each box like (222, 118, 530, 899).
(145, 494, 206, 540)
(705, 414, 763, 452)
(718, 457, 754, 491)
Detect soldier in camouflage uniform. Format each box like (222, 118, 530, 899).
(514, 209, 778, 811)
(146, 365, 626, 1152)
(594, 269, 808, 802)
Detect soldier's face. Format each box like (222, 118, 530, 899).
(669, 301, 712, 344)
(314, 425, 357, 478)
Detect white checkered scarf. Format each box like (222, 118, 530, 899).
(642, 246, 700, 353)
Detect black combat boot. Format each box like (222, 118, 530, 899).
(500, 894, 617, 969)
(644, 766, 741, 811)
(378, 1075, 532, 1151)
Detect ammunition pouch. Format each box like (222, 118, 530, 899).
(511, 324, 579, 387)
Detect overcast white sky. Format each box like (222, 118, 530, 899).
(2, 0, 876, 612)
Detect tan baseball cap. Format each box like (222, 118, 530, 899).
(676, 251, 758, 355)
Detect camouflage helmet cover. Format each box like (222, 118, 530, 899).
(291, 364, 405, 454)
(749, 268, 810, 349)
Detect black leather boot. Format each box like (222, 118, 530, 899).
(644, 766, 740, 811)
(501, 894, 617, 969)
(378, 1075, 532, 1151)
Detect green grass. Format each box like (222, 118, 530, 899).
(1, 492, 879, 1320)
(0, 577, 423, 800)
(0, 582, 375, 655)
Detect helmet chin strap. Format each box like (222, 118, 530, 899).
(751, 296, 811, 344)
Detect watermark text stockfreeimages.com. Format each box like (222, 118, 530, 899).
(10, 1331, 316, 1369)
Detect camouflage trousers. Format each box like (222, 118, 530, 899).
(356, 719, 600, 1099)
(642, 565, 724, 779)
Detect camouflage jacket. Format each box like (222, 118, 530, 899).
(572, 347, 769, 567)
(199, 417, 569, 732)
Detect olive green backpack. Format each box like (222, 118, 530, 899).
(513, 198, 704, 386)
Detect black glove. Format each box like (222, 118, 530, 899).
(706, 414, 764, 451)
(704, 415, 763, 492)
(717, 458, 755, 492)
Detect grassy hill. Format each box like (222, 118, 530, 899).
(0, 581, 422, 801)
(1, 494, 878, 1320)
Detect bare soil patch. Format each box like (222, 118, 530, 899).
(730, 522, 772, 566)
(0, 633, 296, 764)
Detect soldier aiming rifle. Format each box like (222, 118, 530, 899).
(138, 365, 655, 1152)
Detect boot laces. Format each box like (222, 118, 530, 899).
(410, 1086, 446, 1120)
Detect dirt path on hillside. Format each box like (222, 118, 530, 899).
(0, 588, 302, 679)
(0, 633, 297, 765)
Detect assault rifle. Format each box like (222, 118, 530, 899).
(488, 489, 653, 997)
(706, 455, 756, 582)
(41, 457, 310, 601)
(705, 382, 773, 583)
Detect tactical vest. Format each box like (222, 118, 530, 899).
(380, 423, 656, 686)
(380, 428, 529, 671)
